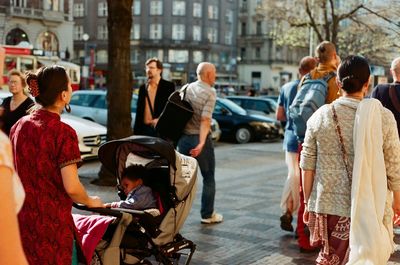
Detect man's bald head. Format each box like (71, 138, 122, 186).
(299, 56, 317, 76)
(391, 57, 400, 80)
(197, 62, 216, 86)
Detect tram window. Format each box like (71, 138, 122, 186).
(20, 58, 34, 72)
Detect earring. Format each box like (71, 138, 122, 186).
(65, 104, 71, 113)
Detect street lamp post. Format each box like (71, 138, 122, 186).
(82, 33, 89, 89)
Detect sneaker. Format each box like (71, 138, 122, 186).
(201, 212, 223, 224)
(280, 212, 294, 232)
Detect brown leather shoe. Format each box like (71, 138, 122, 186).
(280, 212, 294, 232)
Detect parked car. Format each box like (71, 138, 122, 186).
(260, 95, 279, 102)
(0, 90, 107, 160)
(61, 114, 107, 160)
(226, 96, 278, 119)
(213, 98, 282, 144)
(69, 90, 137, 127)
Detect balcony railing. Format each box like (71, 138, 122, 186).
(2, 6, 69, 22)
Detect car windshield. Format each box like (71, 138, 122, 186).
(218, 98, 247, 115)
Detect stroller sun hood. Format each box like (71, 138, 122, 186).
(98, 135, 177, 174)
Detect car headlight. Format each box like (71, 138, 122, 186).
(249, 121, 272, 129)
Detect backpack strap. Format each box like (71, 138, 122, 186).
(389, 85, 400, 112)
(322, 71, 336, 82)
(179, 84, 190, 100)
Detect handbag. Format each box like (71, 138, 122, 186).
(156, 84, 194, 142)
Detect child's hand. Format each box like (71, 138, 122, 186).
(104, 203, 112, 208)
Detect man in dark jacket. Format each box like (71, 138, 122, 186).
(371, 57, 400, 138)
(134, 58, 175, 136)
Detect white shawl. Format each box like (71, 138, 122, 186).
(347, 99, 394, 265)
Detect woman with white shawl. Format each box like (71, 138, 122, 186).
(301, 55, 400, 265)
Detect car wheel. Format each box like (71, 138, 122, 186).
(235, 126, 252, 144)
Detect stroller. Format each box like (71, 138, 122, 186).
(75, 135, 198, 265)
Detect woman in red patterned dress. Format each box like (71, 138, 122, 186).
(10, 66, 104, 265)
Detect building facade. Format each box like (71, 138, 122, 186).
(73, 0, 238, 89)
(237, 0, 308, 94)
(0, 0, 74, 59)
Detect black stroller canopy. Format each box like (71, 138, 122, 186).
(98, 135, 177, 175)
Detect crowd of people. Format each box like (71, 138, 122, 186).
(277, 41, 400, 264)
(3, 43, 400, 264)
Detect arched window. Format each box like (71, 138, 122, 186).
(37, 31, 59, 52)
(5, 28, 29, 45)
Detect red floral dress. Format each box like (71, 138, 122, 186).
(10, 109, 82, 265)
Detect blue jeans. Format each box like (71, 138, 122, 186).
(178, 134, 215, 219)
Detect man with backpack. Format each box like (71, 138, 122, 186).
(290, 41, 341, 252)
(277, 56, 317, 234)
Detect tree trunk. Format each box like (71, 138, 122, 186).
(93, 0, 133, 186)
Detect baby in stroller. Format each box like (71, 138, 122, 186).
(74, 136, 198, 265)
(104, 164, 157, 211)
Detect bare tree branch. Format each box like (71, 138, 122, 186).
(305, 0, 323, 41)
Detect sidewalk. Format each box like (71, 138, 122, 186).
(79, 141, 400, 265)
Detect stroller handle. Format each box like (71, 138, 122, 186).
(73, 203, 123, 218)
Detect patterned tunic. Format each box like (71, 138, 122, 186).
(10, 109, 82, 265)
(301, 97, 400, 217)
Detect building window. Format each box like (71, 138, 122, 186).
(150, 24, 162, 39)
(256, 21, 262, 35)
(255, 47, 261, 58)
(193, 51, 203, 63)
(224, 31, 232, 45)
(146, 50, 163, 60)
(44, 0, 60, 11)
(96, 50, 108, 64)
(193, 2, 202, 17)
(240, 0, 247, 11)
(73, 25, 84, 41)
(12, 0, 27, 7)
(150, 1, 163, 15)
(172, 24, 185, 40)
(5, 28, 29, 45)
(131, 24, 140, 40)
(172, 1, 186, 16)
(168, 50, 188, 63)
(98, 2, 107, 16)
(207, 28, 218, 43)
(208, 5, 218, 19)
(133, 0, 141, 15)
(193, 26, 201, 41)
(241, 22, 246, 36)
(37, 31, 59, 52)
(97, 25, 108, 40)
(73, 3, 84, 17)
(131, 49, 139, 64)
(240, 47, 246, 60)
(226, 9, 233, 23)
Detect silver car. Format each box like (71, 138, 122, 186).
(0, 91, 107, 160)
(69, 90, 137, 127)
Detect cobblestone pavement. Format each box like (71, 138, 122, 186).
(79, 141, 400, 265)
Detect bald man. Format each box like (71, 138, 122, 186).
(371, 57, 400, 137)
(177, 62, 223, 224)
